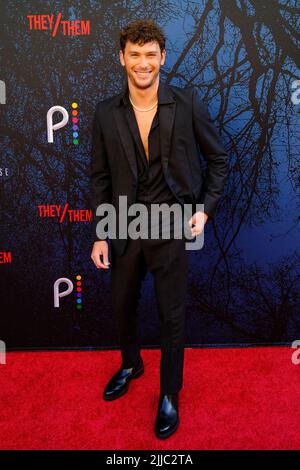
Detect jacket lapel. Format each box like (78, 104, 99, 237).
(113, 106, 138, 181)
(158, 101, 176, 174)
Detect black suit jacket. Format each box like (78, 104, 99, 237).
(90, 81, 229, 256)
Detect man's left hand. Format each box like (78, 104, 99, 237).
(188, 211, 209, 237)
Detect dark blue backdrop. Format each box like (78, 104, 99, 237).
(1, 0, 300, 349)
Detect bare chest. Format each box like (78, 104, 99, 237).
(133, 108, 157, 160)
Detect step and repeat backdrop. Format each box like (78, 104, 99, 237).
(1, 0, 300, 350)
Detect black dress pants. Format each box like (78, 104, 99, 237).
(110, 223, 190, 394)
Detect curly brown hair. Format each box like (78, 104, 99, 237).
(120, 19, 166, 54)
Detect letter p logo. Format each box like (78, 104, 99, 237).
(53, 278, 74, 308)
(47, 106, 69, 143)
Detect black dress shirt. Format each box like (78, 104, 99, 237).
(121, 86, 178, 206)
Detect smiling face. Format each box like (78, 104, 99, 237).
(119, 40, 166, 90)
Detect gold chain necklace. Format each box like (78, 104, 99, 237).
(129, 94, 158, 112)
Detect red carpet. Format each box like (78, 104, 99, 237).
(0, 347, 299, 449)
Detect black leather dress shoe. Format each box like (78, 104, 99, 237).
(103, 358, 144, 401)
(154, 393, 179, 439)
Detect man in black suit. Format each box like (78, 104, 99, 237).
(90, 19, 229, 439)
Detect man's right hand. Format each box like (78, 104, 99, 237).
(91, 240, 111, 269)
